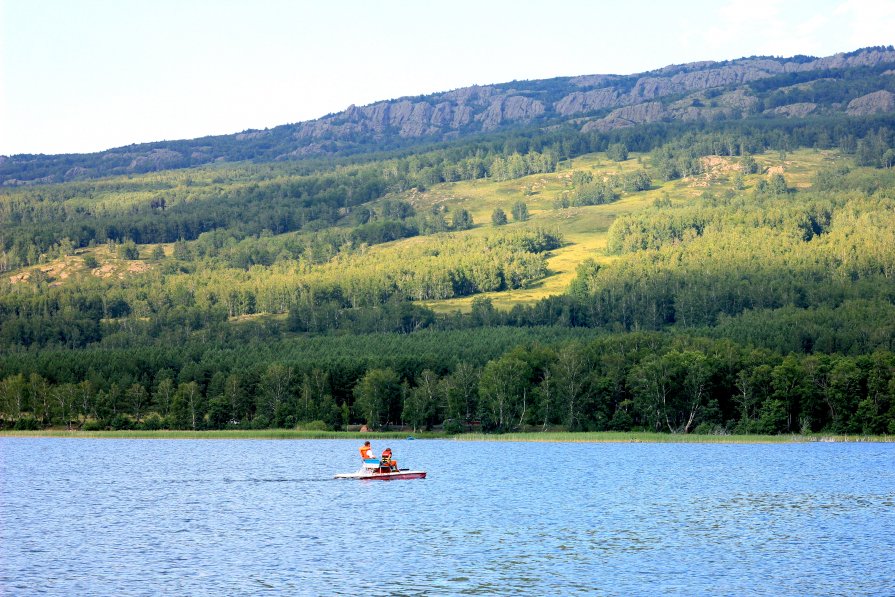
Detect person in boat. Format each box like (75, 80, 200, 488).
(380, 447, 398, 472)
(359, 440, 375, 461)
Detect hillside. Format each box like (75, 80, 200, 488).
(1, 48, 895, 436)
(2, 147, 845, 311)
(3, 46, 895, 184)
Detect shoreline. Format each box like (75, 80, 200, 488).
(0, 430, 891, 443)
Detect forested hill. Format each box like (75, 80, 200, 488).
(4, 46, 895, 184)
(3, 44, 895, 437)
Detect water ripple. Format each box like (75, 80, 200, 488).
(1, 438, 893, 595)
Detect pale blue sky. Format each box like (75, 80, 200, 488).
(1, 0, 892, 155)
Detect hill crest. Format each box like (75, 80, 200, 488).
(3, 46, 894, 184)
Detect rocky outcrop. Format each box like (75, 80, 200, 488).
(554, 49, 895, 120)
(554, 88, 621, 116)
(716, 89, 759, 111)
(846, 90, 895, 116)
(767, 103, 818, 118)
(128, 149, 184, 172)
(291, 88, 546, 141)
(477, 96, 545, 130)
(583, 102, 666, 132)
(285, 142, 328, 158)
(799, 47, 895, 70)
(568, 74, 615, 88)
(442, 84, 498, 104)
(630, 65, 771, 101)
(4, 47, 895, 184)
(390, 101, 436, 137)
(236, 130, 271, 140)
(451, 104, 474, 128)
(63, 166, 88, 180)
(287, 47, 895, 143)
(2, 175, 56, 186)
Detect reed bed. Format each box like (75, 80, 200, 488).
(453, 432, 893, 443)
(1, 430, 890, 443)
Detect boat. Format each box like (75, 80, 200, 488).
(334, 458, 426, 481)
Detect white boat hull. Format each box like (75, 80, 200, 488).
(334, 469, 426, 480)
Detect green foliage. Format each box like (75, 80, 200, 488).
(173, 239, 193, 261)
(451, 208, 474, 230)
(491, 208, 508, 226)
(855, 130, 895, 167)
(568, 167, 649, 206)
(350, 220, 417, 245)
(479, 353, 532, 432)
(571, 170, 594, 187)
(622, 170, 651, 192)
(754, 173, 790, 196)
(511, 200, 529, 222)
(13, 416, 41, 430)
(489, 150, 558, 182)
(572, 181, 618, 206)
(628, 350, 713, 433)
(1, 326, 893, 434)
(118, 240, 140, 260)
(378, 199, 415, 220)
(139, 413, 164, 430)
(607, 143, 629, 161)
(354, 368, 401, 428)
(404, 370, 437, 432)
(251, 414, 271, 429)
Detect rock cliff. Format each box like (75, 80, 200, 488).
(283, 46, 895, 148)
(846, 90, 895, 116)
(4, 46, 894, 183)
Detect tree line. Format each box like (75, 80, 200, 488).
(2, 332, 892, 435)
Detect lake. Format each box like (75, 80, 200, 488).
(1, 438, 893, 595)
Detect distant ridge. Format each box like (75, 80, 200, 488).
(3, 46, 894, 184)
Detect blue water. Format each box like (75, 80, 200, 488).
(1, 438, 893, 596)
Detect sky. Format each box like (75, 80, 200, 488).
(1, 0, 893, 155)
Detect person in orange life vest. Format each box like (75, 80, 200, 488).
(359, 440, 375, 461)
(380, 447, 398, 471)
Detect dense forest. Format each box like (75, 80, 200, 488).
(2, 53, 895, 435)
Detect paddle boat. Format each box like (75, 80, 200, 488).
(334, 458, 426, 481)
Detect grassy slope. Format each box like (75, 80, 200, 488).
(5, 148, 844, 313)
(399, 148, 840, 312)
